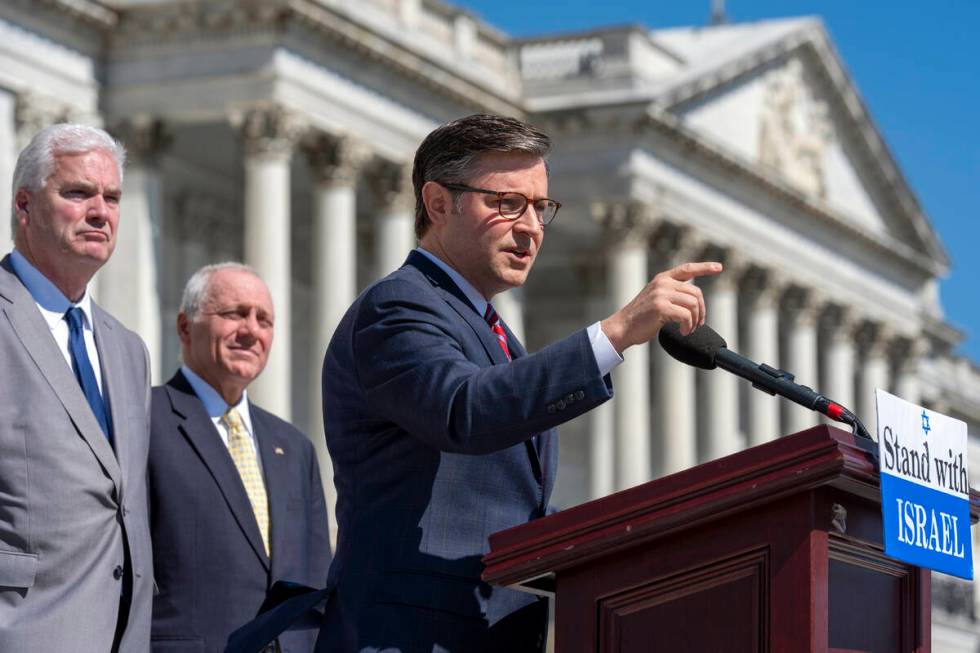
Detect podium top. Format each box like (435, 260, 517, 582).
(483, 425, 980, 590)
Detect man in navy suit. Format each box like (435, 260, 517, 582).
(314, 114, 722, 653)
(226, 114, 722, 653)
(149, 263, 330, 652)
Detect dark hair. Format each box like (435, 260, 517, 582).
(412, 114, 551, 240)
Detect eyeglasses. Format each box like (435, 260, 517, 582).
(442, 183, 561, 226)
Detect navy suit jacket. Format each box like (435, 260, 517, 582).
(149, 371, 331, 653)
(318, 250, 613, 653)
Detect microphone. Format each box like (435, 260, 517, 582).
(658, 322, 873, 440)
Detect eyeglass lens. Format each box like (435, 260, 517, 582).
(498, 193, 558, 224)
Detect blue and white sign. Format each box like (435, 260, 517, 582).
(877, 389, 973, 580)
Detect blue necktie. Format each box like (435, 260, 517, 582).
(64, 307, 112, 443)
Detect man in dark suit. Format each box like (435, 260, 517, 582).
(227, 114, 722, 653)
(149, 263, 330, 652)
(0, 124, 153, 652)
(314, 114, 722, 653)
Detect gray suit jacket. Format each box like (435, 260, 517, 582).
(0, 255, 154, 652)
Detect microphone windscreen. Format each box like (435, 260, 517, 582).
(658, 322, 727, 370)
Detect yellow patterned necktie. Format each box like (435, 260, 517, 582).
(221, 407, 270, 556)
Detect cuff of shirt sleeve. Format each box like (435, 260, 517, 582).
(587, 321, 624, 377)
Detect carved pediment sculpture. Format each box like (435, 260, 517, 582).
(758, 58, 833, 199)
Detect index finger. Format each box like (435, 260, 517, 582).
(668, 261, 724, 282)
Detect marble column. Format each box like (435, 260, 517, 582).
(372, 159, 416, 280)
(781, 286, 821, 435)
(649, 223, 701, 476)
(585, 285, 614, 500)
(237, 105, 305, 420)
(99, 117, 169, 383)
(0, 91, 16, 256)
(892, 337, 926, 405)
(588, 394, 615, 500)
(741, 266, 781, 446)
(303, 133, 370, 548)
(697, 247, 743, 462)
(493, 288, 525, 346)
(594, 201, 654, 490)
(855, 321, 892, 436)
(821, 305, 857, 417)
(172, 191, 235, 369)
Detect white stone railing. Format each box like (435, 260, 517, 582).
(520, 36, 605, 81)
(415, 1, 453, 42)
(517, 26, 682, 91)
(347, 0, 512, 77)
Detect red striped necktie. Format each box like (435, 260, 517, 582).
(483, 304, 512, 361)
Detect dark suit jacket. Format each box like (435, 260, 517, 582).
(149, 371, 331, 653)
(319, 250, 613, 653)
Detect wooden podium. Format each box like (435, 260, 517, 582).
(483, 426, 980, 652)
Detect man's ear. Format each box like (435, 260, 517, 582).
(14, 189, 31, 228)
(176, 312, 192, 347)
(421, 181, 452, 229)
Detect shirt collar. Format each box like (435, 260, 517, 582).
(415, 247, 488, 318)
(180, 364, 253, 433)
(10, 248, 95, 331)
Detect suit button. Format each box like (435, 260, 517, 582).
(576, 390, 585, 400)
(113, 565, 123, 580)
(547, 404, 556, 414)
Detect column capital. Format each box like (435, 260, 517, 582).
(890, 334, 929, 369)
(302, 132, 373, 187)
(820, 303, 860, 342)
(369, 158, 414, 212)
(14, 91, 78, 149)
(232, 104, 306, 158)
(176, 190, 238, 258)
(854, 320, 895, 358)
(697, 245, 748, 292)
(740, 265, 784, 309)
(109, 116, 172, 166)
(651, 221, 704, 267)
(780, 284, 823, 327)
(592, 200, 658, 246)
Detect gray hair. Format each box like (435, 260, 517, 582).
(179, 262, 262, 319)
(412, 114, 551, 240)
(11, 123, 127, 237)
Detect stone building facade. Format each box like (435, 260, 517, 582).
(0, 0, 976, 648)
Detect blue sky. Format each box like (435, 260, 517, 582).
(460, 0, 980, 361)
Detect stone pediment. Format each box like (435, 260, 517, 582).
(656, 19, 947, 270)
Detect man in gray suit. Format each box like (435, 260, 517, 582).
(0, 124, 153, 652)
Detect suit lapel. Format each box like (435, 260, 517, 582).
(0, 258, 122, 492)
(253, 408, 289, 577)
(166, 373, 270, 571)
(405, 251, 508, 366)
(404, 252, 545, 478)
(498, 320, 544, 481)
(92, 305, 127, 487)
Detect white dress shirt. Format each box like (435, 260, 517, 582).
(180, 364, 264, 470)
(9, 249, 104, 393)
(415, 247, 624, 376)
